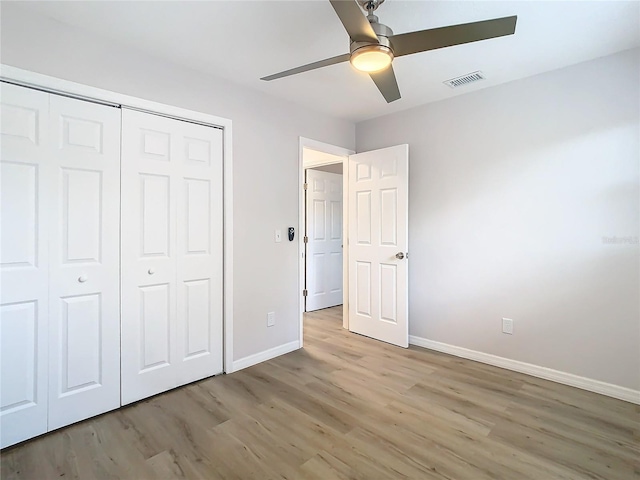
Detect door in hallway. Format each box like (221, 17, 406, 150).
(306, 169, 343, 311)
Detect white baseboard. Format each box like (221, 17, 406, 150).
(231, 340, 300, 373)
(409, 335, 640, 405)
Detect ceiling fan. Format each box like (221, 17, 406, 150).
(261, 0, 517, 103)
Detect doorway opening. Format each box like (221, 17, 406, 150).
(298, 138, 354, 347)
(305, 161, 343, 313)
(298, 139, 410, 349)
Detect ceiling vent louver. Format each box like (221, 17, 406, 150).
(444, 71, 486, 88)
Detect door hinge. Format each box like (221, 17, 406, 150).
(303, 289, 308, 297)
(304, 235, 308, 243)
(303, 183, 308, 190)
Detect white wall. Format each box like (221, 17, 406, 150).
(0, 5, 355, 362)
(357, 49, 640, 390)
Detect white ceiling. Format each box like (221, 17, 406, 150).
(12, 1, 640, 122)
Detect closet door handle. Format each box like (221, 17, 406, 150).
(148, 268, 155, 275)
(78, 275, 88, 283)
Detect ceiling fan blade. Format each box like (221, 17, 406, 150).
(369, 66, 401, 103)
(390, 16, 517, 58)
(261, 53, 351, 81)
(329, 0, 379, 43)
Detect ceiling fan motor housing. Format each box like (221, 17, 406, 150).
(350, 20, 394, 54)
(370, 19, 393, 41)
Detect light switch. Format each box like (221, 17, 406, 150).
(275, 229, 282, 243)
(502, 318, 514, 335)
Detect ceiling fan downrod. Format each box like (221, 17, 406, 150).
(359, 0, 384, 14)
(355, 0, 393, 42)
(360, 0, 383, 24)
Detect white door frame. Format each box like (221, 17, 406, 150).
(298, 138, 354, 346)
(0, 65, 236, 374)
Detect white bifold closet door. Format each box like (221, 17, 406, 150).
(0, 83, 51, 447)
(0, 82, 121, 448)
(120, 108, 223, 405)
(46, 94, 121, 430)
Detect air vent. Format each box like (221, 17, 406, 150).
(444, 71, 486, 89)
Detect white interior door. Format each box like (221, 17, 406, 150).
(348, 145, 408, 347)
(46, 95, 121, 430)
(0, 83, 50, 448)
(306, 169, 343, 311)
(175, 119, 223, 387)
(121, 108, 223, 405)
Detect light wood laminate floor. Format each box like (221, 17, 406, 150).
(1, 306, 638, 479)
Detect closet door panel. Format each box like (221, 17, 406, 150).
(121, 109, 178, 405)
(47, 95, 121, 430)
(0, 83, 50, 448)
(176, 122, 223, 385)
(121, 110, 223, 403)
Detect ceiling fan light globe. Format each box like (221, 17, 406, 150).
(350, 45, 394, 73)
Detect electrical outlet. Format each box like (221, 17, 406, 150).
(502, 317, 514, 335)
(267, 312, 275, 327)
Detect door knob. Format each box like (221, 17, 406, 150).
(78, 275, 88, 283)
(395, 252, 405, 260)
(148, 268, 155, 275)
